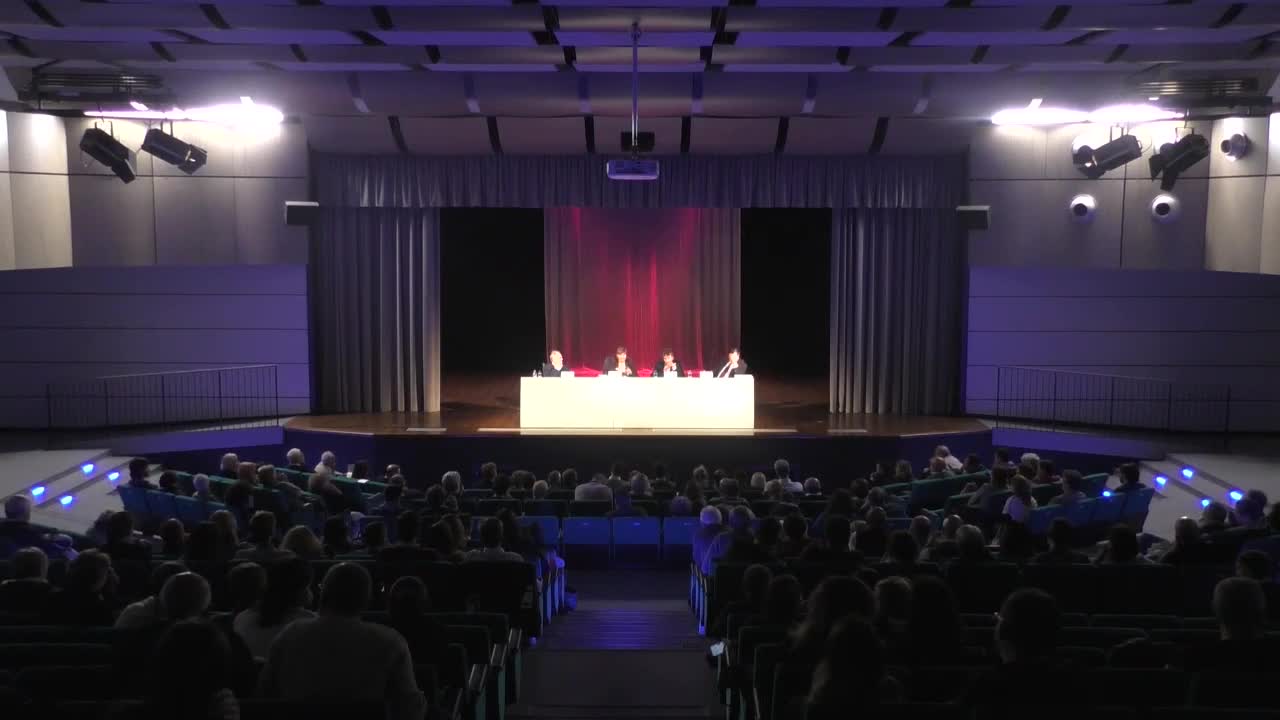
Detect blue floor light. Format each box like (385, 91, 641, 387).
(1200, 498, 1212, 508)
(81, 463, 95, 474)
(59, 495, 74, 507)
(30, 485, 45, 498)
(107, 471, 120, 482)
(1181, 467, 1195, 480)
(1155, 476, 1168, 488)
(1102, 490, 1112, 498)
(1229, 490, 1244, 503)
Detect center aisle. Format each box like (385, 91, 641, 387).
(509, 570, 720, 720)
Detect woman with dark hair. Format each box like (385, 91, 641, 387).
(208, 510, 240, 562)
(881, 530, 920, 574)
(426, 520, 465, 562)
(232, 557, 314, 660)
(386, 576, 448, 665)
(812, 490, 856, 541)
(156, 518, 186, 558)
(184, 522, 221, 564)
(762, 575, 803, 627)
(901, 575, 967, 665)
(969, 465, 1013, 509)
(142, 620, 239, 720)
(788, 575, 875, 664)
(322, 515, 353, 557)
(806, 618, 901, 719)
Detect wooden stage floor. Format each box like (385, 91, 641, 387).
(285, 374, 987, 439)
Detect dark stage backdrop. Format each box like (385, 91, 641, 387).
(544, 207, 740, 374)
(440, 209, 545, 376)
(741, 209, 831, 378)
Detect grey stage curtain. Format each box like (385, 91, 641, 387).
(829, 209, 964, 415)
(312, 154, 964, 210)
(311, 208, 442, 414)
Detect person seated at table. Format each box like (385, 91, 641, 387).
(653, 349, 684, 377)
(715, 347, 750, 378)
(542, 349, 566, 377)
(602, 346, 637, 376)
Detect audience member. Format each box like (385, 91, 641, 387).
(630, 473, 652, 498)
(777, 513, 810, 558)
(226, 561, 268, 615)
(813, 490, 856, 538)
(466, 517, 525, 563)
(925, 456, 954, 479)
(1114, 463, 1145, 493)
(693, 506, 724, 575)
(319, 451, 339, 474)
(285, 448, 307, 472)
(192, 473, 213, 501)
(962, 454, 987, 475)
(1098, 524, 1150, 565)
(1031, 519, 1090, 565)
(908, 515, 932, 552)
(128, 457, 158, 490)
(874, 576, 913, 650)
(0, 495, 58, 558)
(281, 526, 324, 560)
(0, 546, 53, 617)
(115, 561, 188, 629)
(156, 518, 185, 558)
(1050, 470, 1087, 506)
(762, 574, 803, 627)
(755, 516, 782, 556)
(882, 530, 921, 574)
(775, 458, 804, 495)
(749, 472, 768, 494)
(235, 511, 294, 563)
(103, 509, 152, 569)
(44, 549, 115, 625)
(234, 557, 315, 659)
(308, 471, 348, 515)
(709, 563, 773, 638)
(1185, 577, 1280, 670)
(1201, 501, 1230, 535)
(922, 515, 963, 562)
(802, 515, 863, 574)
(1160, 517, 1210, 565)
(1232, 496, 1267, 531)
(717, 477, 748, 508)
(992, 448, 1012, 469)
(608, 492, 647, 518)
(1002, 474, 1037, 524)
(962, 589, 1064, 706)
(788, 575, 875, 664)
(425, 520, 465, 563)
(708, 506, 768, 567)
(855, 508, 889, 559)
(1033, 459, 1059, 486)
(955, 525, 992, 564)
(968, 465, 1012, 508)
(142, 620, 240, 720)
(260, 563, 426, 720)
(935, 445, 964, 472)
(575, 473, 614, 502)
(217, 453, 239, 479)
(361, 521, 387, 555)
(806, 618, 901, 718)
(209, 510, 241, 560)
(322, 515, 353, 557)
(386, 576, 448, 665)
(650, 465, 674, 494)
(998, 522, 1036, 564)
(157, 470, 180, 494)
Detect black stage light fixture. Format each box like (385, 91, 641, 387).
(141, 128, 207, 175)
(79, 127, 136, 183)
(1149, 133, 1208, 191)
(1072, 134, 1142, 179)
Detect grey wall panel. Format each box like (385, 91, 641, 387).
(233, 177, 308, 265)
(8, 112, 68, 175)
(0, 398, 54, 429)
(1209, 117, 1269, 179)
(969, 179, 1122, 267)
(0, 294, 308, 330)
(965, 265, 1280, 431)
(154, 177, 238, 265)
(0, 112, 10, 173)
(969, 296, 1280, 332)
(1120, 177, 1207, 270)
(1204, 175, 1264, 273)
(0, 328, 309, 363)
(0, 363, 312, 400)
(12, 173, 73, 269)
(0, 171, 14, 271)
(235, 122, 308, 179)
(970, 125, 1046, 181)
(68, 174, 156, 266)
(0, 262, 305, 294)
(1263, 176, 1280, 276)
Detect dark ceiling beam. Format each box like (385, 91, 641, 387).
(889, 32, 920, 47)
(1041, 6, 1071, 31)
(165, 29, 210, 44)
(371, 6, 394, 31)
(388, 116, 408, 154)
(533, 6, 560, 46)
(801, 73, 818, 114)
(199, 4, 230, 30)
(1104, 44, 1129, 63)
(8, 38, 34, 59)
(346, 73, 369, 113)
(1066, 30, 1109, 45)
(1212, 3, 1245, 28)
(970, 45, 989, 63)
(290, 45, 307, 62)
(680, 116, 691, 154)
(486, 116, 503, 154)
(774, 117, 789, 153)
(350, 31, 385, 46)
(868, 117, 889, 154)
(149, 42, 174, 62)
(23, 1, 61, 28)
(425, 46, 441, 64)
(584, 116, 595, 154)
(877, 9, 898, 30)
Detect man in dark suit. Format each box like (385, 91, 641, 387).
(602, 345, 637, 376)
(653, 349, 684, 378)
(715, 347, 749, 378)
(542, 349, 566, 377)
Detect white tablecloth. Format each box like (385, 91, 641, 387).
(519, 375, 755, 430)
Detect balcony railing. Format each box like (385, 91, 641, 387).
(46, 365, 280, 429)
(993, 366, 1231, 434)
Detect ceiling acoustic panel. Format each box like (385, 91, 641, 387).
(1091, 27, 1276, 45)
(689, 117, 777, 154)
(498, 117, 588, 155)
(471, 74, 583, 116)
(913, 31, 1085, 46)
(372, 31, 537, 47)
(557, 7, 713, 32)
(735, 32, 898, 47)
(180, 29, 364, 46)
(3, 26, 177, 43)
(879, 118, 974, 155)
(359, 73, 469, 116)
(399, 117, 493, 155)
(303, 116, 400, 155)
(785, 116, 878, 154)
(556, 31, 715, 47)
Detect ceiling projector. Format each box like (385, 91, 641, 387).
(606, 158, 659, 181)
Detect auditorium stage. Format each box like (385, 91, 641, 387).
(280, 376, 992, 483)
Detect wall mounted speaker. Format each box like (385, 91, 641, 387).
(956, 205, 990, 231)
(284, 201, 319, 226)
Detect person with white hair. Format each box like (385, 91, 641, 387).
(934, 445, 964, 472)
(803, 477, 824, 497)
(693, 506, 724, 575)
(285, 449, 307, 472)
(320, 451, 338, 473)
(192, 473, 213, 501)
(575, 473, 614, 502)
(773, 459, 805, 495)
(630, 473, 652, 498)
(218, 453, 240, 479)
(750, 472, 768, 493)
(441, 471, 462, 497)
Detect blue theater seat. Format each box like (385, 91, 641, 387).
(612, 517, 660, 563)
(518, 516, 561, 552)
(144, 490, 178, 522)
(662, 516, 698, 564)
(116, 485, 149, 520)
(562, 517, 611, 567)
(1028, 505, 1067, 535)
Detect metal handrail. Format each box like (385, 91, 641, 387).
(92, 364, 278, 381)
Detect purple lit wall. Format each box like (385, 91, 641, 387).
(965, 265, 1280, 432)
(0, 264, 310, 428)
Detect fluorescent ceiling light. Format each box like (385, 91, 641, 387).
(129, 100, 148, 112)
(1088, 103, 1182, 124)
(85, 100, 284, 127)
(992, 101, 1183, 127)
(991, 105, 1087, 126)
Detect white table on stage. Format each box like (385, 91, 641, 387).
(519, 375, 754, 430)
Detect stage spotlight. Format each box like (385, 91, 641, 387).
(141, 128, 207, 175)
(1149, 133, 1208, 190)
(1221, 133, 1250, 161)
(1072, 134, 1141, 179)
(78, 128, 136, 183)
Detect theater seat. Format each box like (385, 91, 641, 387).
(944, 563, 1020, 613)
(662, 516, 698, 564)
(568, 501, 611, 517)
(562, 517, 610, 567)
(612, 517, 660, 563)
(116, 486, 149, 520)
(518, 516, 560, 552)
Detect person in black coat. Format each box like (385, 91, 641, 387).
(602, 346, 637, 376)
(541, 349, 567, 377)
(653, 349, 685, 378)
(714, 347, 750, 378)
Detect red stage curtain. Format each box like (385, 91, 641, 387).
(544, 207, 740, 376)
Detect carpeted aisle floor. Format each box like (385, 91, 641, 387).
(507, 570, 720, 720)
